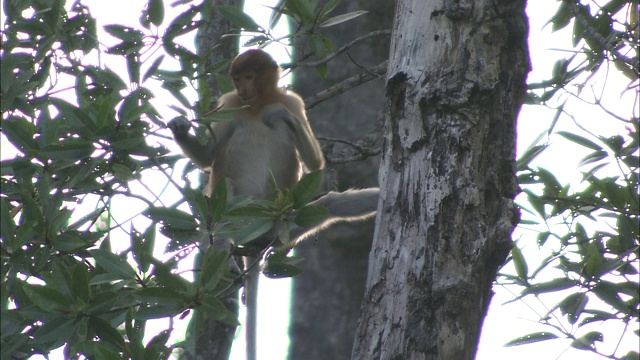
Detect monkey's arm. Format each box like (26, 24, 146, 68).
(167, 116, 217, 169)
(263, 100, 325, 171)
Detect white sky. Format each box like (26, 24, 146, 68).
(2, 0, 637, 359)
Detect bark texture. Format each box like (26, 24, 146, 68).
(352, 1, 529, 359)
(288, 1, 393, 359)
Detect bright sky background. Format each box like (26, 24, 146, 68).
(1, 0, 637, 359)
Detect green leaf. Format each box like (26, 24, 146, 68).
(143, 55, 164, 82)
(546, 2, 573, 32)
(286, 0, 315, 24)
(89, 316, 124, 349)
(217, 5, 260, 32)
(583, 241, 603, 278)
(33, 315, 76, 344)
(558, 293, 588, 324)
(125, 53, 140, 85)
(2, 117, 40, 156)
(125, 309, 144, 357)
(197, 77, 212, 114)
(144, 206, 198, 230)
(523, 278, 576, 295)
(103, 25, 144, 42)
(85, 291, 119, 315)
(151, 259, 192, 294)
(536, 231, 550, 247)
(318, 0, 340, 18)
(74, 340, 122, 359)
(22, 284, 70, 312)
(135, 304, 183, 320)
(293, 205, 329, 228)
(51, 231, 91, 251)
(511, 244, 528, 280)
(557, 131, 602, 151)
(200, 295, 239, 326)
(89, 249, 137, 280)
(592, 282, 632, 314)
(85, 65, 127, 92)
(145, 329, 170, 353)
(222, 215, 275, 245)
(133, 287, 186, 308)
(148, 0, 164, 26)
(315, 64, 328, 79)
(41, 139, 94, 161)
(209, 179, 228, 223)
(131, 225, 155, 273)
(291, 170, 322, 209)
(522, 188, 546, 219)
(570, 331, 603, 350)
(160, 227, 203, 251)
(537, 167, 562, 197)
(263, 250, 304, 278)
(572, 7, 586, 47)
(504, 332, 559, 347)
(320, 10, 368, 27)
(578, 150, 608, 167)
(517, 144, 548, 171)
(263, 262, 303, 279)
(578, 309, 616, 326)
(1, 198, 17, 248)
(309, 33, 332, 60)
(200, 247, 228, 292)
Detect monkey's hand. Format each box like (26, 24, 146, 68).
(167, 116, 192, 139)
(262, 104, 295, 132)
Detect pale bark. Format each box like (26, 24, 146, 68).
(352, 1, 529, 359)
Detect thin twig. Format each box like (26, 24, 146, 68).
(284, 29, 391, 69)
(305, 61, 387, 109)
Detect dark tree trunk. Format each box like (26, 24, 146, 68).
(289, 1, 393, 359)
(187, 1, 242, 359)
(352, 1, 529, 359)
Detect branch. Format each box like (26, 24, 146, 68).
(320, 108, 385, 164)
(305, 61, 387, 109)
(283, 29, 391, 69)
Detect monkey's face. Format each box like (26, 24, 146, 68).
(233, 72, 260, 106)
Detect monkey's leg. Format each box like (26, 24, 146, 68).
(289, 188, 380, 243)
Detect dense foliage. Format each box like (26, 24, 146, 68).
(502, 1, 639, 358)
(0, 0, 368, 358)
(1, 0, 637, 359)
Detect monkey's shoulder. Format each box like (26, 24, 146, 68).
(275, 89, 307, 121)
(278, 88, 304, 106)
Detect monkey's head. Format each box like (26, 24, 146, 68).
(229, 49, 281, 108)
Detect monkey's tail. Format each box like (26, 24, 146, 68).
(244, 260, 259, 360)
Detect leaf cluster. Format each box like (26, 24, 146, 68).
(1, 0, 371, 357)
(502, 2, 639, 358)
(217, 0, 368, 78)
(526, 0, 638, 105)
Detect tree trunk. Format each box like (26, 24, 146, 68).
(289, 1, 393, 359)
(188, 1, 242, 359)
(352, 1, 529, 359)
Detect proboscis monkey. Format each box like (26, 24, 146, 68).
(168, 49, 378, 360)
